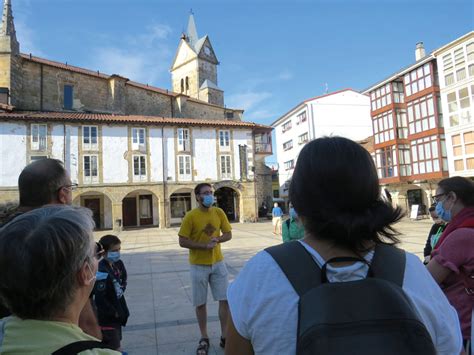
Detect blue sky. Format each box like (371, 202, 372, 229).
(11, 0, 473, 163)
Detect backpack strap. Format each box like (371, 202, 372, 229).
(265, 241, 321, 296)
(52, 340, 113, 355)
(371, 243, 406, 287)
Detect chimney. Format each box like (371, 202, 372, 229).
(415, 42, 426, 61)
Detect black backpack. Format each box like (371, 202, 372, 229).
(265, 242, 436, 355)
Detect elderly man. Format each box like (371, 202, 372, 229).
(0, 158, 101, 339)
(0, 206, 119, 354)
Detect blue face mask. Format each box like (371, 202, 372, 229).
(290, 208, 297, 219)
(435, 200, 452, 222)
(202, 195, 214, 207)
(107, 251, 120, 262)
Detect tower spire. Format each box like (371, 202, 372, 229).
(1, 0, 16, 37)
(186, 11, 198, 47)
(0, 0, 18, 54)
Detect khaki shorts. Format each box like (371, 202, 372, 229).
(272, 217, 282, 227)
(190, 261, 229, 307)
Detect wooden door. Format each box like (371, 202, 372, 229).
(84, 198, 101, 229)
(139, 195, 153, 226)
(122, 197, 137, 227)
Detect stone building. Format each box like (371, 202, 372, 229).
(0, 2, 273, 228)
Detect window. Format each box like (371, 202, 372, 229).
(220, 155, 232, 179)
(404, 64, 432, 96)
(219, 130, 230, 149)
(373, 111, 394, 144)
(465, 131, 474, 155)
(177, 128, 190, 151)
(178, 155, 192, 179)
(442, 53, 453, 71)
(445, 73, 455, 86)
(284, 160, 294, 170)
(132, 128, 146, 151)
(398, 145, 412, 176)
(469, 64, 474, 77)
(454, 48, 465, 67)
(370, 83, 391, 111)
(282, 120, 292, 133)
(296, 111, 307, 124)
(64, 85, 73, 110)
(83, 126, 98, 150)
(298, 133, 309, 144)
(447, 88, 472, 127)
(83, 155, 98, 183)
(456, 68, 467, 81)
(226, 111, 234, 119)
(375, 146, 396, 178)
(30, 155, 48, 163)
(467, 42, 474, 61)
(411, 135, 443, 175)
(392, 82, 404, 103)
(133, 155, 146, 179)
(407, 94, 437, 134)
(31, 124, 47, 151)
(283, 140, 293, 151)
(395, 109, 408, 139)
(185, 77, 189, 91)
(180, 79, 184, 93)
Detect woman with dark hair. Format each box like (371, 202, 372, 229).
(427, 176, 474, 352)
(226, 136, 462, 355)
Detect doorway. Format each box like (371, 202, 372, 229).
(215, 187, 238, 221)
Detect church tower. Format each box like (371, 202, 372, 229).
(0, 0, 20, 105)
(170, 13, 224, 106)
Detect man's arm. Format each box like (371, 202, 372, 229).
(179, 235, 216, 250)
(216, 231, 232, 243)
(79, 299, 102, 340)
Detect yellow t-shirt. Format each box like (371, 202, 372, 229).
(178, 207, 232, 265)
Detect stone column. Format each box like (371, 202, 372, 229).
(159, 199, 171, 229)
(111, 202, 123, 232)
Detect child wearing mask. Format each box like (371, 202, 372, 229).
(94, 235, 130, 352)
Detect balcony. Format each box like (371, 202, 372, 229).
(254, 132, 272, 155)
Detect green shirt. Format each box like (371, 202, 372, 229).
(0, 316, 120, 354)
(282, 217, 305, 242)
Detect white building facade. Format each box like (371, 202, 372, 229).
(271, 89, 372, 201)
(434, 31, 474, 178)
(0, 114, 266, 228)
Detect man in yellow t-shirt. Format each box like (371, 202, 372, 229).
(178, 183, 232, 354)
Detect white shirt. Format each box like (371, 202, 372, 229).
(227, 241, 463, 355)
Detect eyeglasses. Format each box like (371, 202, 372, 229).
(59, 183, 78, 192)
(94, 242, 105, 261)
(432, 193, 447, 203)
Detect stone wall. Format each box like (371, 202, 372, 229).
(124, 84, 172, 117)
(183, 99, 227, 120)
(254, 157, 273, 210)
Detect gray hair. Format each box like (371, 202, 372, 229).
(0, 205, 95, 320)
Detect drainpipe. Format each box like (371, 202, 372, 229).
(40, 64, 44, 111)
(161, 125, 167, 228)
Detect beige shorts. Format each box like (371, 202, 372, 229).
(272, 217, 282, 227)
(190, 261, 229, 307)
